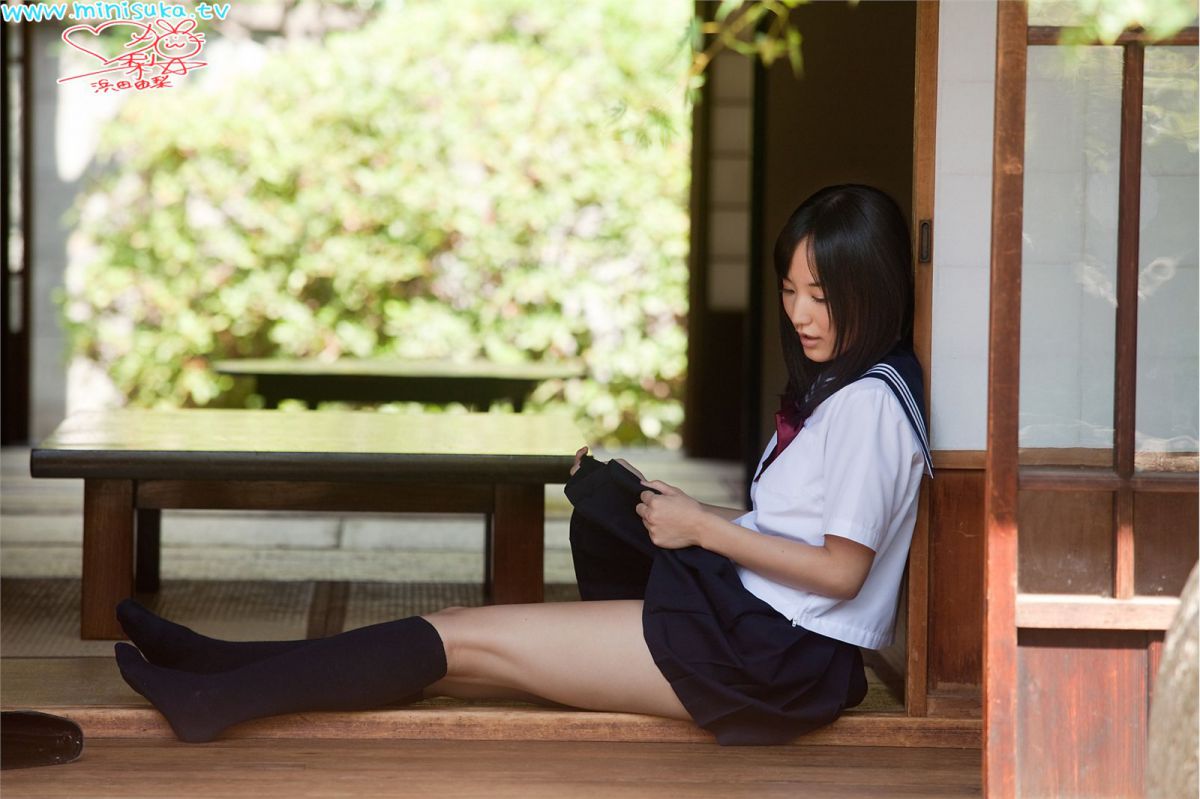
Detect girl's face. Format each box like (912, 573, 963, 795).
(781, 240, 837, 363)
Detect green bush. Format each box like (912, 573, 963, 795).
(63, 0, 692, 447)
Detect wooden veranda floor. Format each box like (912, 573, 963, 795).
(1, 738, 982, 798)
(2, 650, 982, 797)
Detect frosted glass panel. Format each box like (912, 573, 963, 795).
(1027, 0, 1086, 27)
(1020, 47, 1123, 459)
(1028, 0, 1198, 32)
(1136, 46, 1199, 468)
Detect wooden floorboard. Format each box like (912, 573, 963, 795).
(0, 739, 983, 798)
(17, 705, 981, 749)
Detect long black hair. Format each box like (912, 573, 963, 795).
(774, 184, 914, 418)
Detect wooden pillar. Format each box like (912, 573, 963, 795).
(984, 1, 1028, 794)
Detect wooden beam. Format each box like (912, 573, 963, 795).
(1019, 467, 1123, 491)
(1019, 467, 1199, 493)
(932, 450, 987, 470)
(1027, 25, 1199, 46)
(1130, 473, 1200, 493)
(1113, 42, 1146, 600)
(1015, 595, 1180, 630)
(934, 449, 1200, 472)
(135, 479, 495, 513)
(984, 1, 1028, 795)
(51, 706, 983, 749)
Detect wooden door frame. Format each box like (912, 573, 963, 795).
(903, 0, 939, 718)
(984, 3, 1199, 793)
(874, 0, 939, 718)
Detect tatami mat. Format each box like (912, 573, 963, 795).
(343, 581, 580, 629)
(1, 579, 313, 657)
(0, 578, 582, 658)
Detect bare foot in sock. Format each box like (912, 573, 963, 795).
(116, 599, 303, 673)
(115, 643, 225, 743)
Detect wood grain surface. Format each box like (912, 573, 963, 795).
(31, 410, 582, 483)
(0, 738, 983, 799)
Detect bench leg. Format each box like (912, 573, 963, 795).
(81, 479, 135, 639)
(135, 508, 162, 593)
(486, 484, 544, 605)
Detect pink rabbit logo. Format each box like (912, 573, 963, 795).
(58, 17, 208, 93)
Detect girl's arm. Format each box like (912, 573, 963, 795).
(699, 503, 746, 522)
(636, 481, 874, 601)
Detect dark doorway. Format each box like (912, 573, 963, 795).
(747, 0, 917, 482)
(2, 21, 33, 446)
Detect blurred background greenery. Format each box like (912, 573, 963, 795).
(60, 0, 693, 448)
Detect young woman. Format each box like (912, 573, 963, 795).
(114, 183, 931, 746)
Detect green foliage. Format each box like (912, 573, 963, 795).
(690, 0, 809, 92)
(63, 0, 693, 447)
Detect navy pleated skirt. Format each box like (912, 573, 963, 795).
(565, 456, 867, 746)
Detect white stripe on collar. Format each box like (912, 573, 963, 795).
(862, 363, 933, 476)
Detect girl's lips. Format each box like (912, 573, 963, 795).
(800, 335, 820, 347)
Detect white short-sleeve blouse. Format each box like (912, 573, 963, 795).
(734, 378, 925, 649)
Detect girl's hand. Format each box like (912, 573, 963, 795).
(569, 446, 589, 477)
(635, 481, 706, 549)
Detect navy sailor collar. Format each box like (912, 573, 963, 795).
(859, 348, 934, 477)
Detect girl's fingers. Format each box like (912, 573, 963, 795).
(641, 479, 680, 495)
(569, 446, 589, 476)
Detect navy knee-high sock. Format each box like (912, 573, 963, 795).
(117, 599, 307, 673)
(115, 616, 447, 743)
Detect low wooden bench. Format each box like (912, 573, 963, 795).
(213, 358, 586, 411)
(30, 409, 582, 639)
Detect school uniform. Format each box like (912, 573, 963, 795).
(565, 347, 932, 746)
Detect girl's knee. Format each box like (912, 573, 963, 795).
(423, 607, 482, 678)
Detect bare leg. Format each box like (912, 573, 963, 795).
(423, 600, 690, 721)
(424, 680, 560, 707)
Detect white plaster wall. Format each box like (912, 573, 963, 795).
(931, 0, 997, 451)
